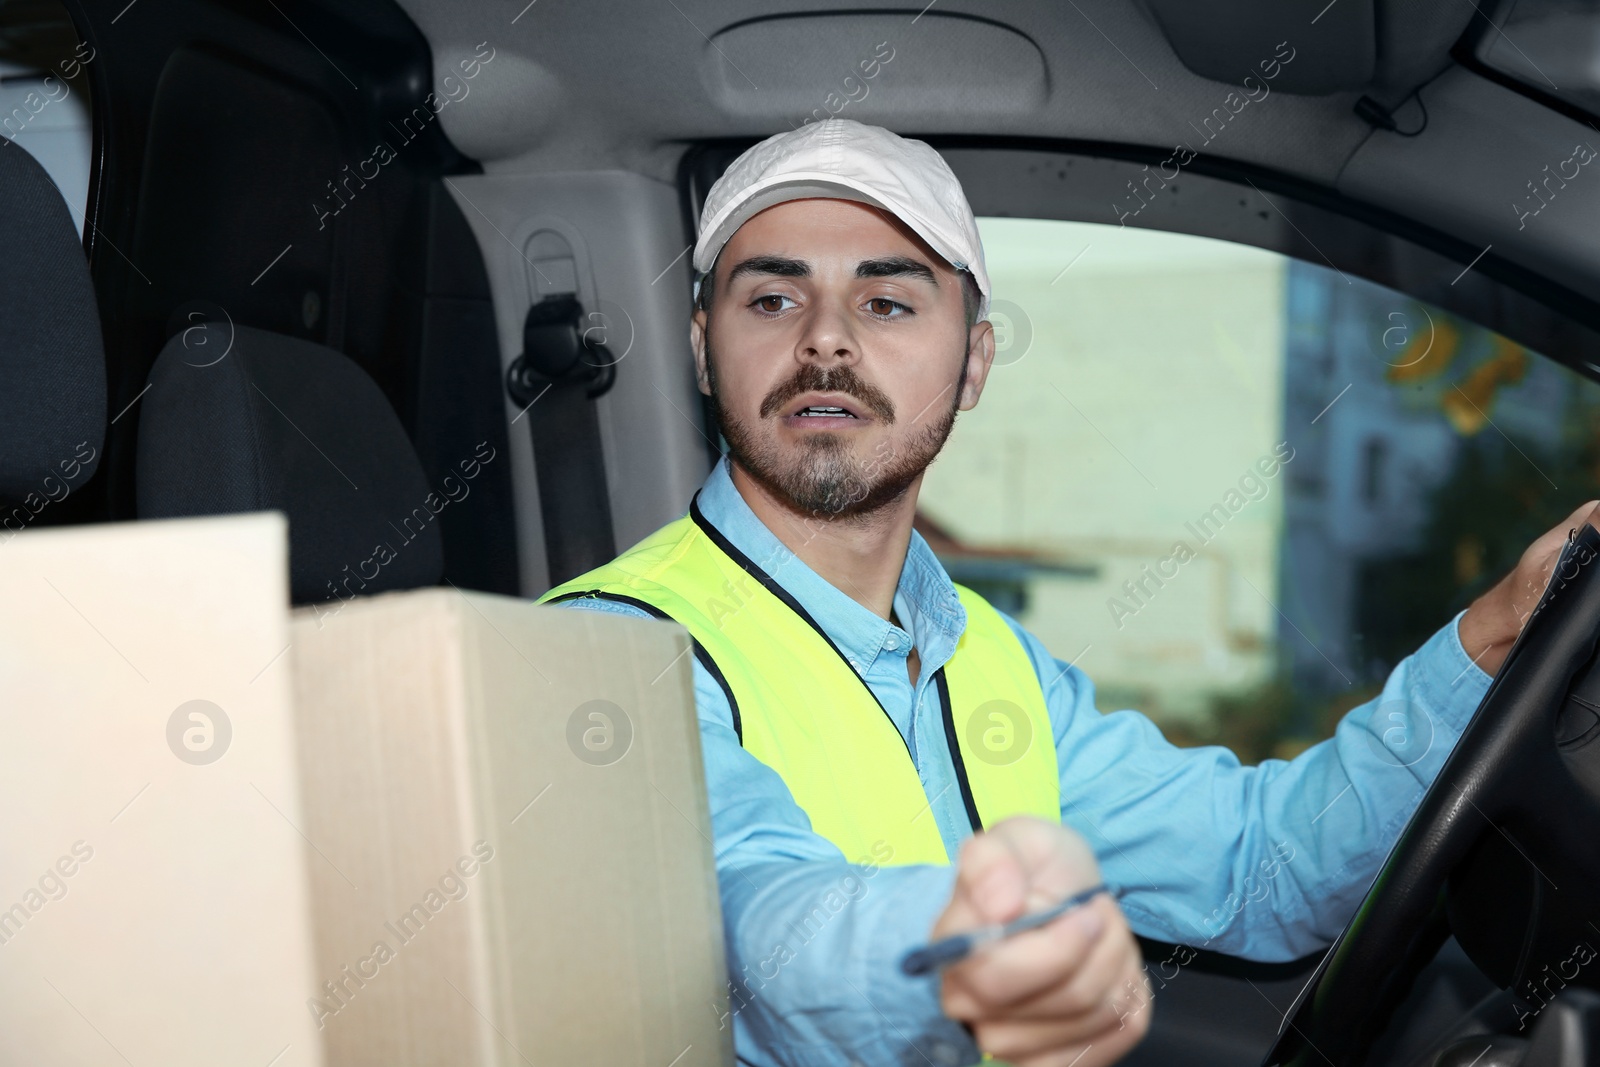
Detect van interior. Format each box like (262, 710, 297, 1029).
(7, 0, 1600, 1063)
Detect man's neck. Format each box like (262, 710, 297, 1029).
(727, 460, 918, 622)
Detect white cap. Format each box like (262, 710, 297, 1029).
(692, 119, 990, 319)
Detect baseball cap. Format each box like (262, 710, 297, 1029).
(692, 119, 991, 320)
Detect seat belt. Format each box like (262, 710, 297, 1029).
(505, 293, 618, 586)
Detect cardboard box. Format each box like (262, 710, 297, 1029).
(0, 513, 324, 1067)
(287, 587, 732, 1067)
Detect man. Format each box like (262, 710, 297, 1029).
(539, 119, 1583, 1067)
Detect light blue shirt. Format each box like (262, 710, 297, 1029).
(557, 455, 1492, 1067)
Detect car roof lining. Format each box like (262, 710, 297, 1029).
(394, 0, 1476, 178)
(392, 1, 1600, 346)
(395, 0, 1382, 183)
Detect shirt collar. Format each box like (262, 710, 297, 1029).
(693, 455, 967, 675)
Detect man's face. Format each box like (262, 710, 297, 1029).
(691, 198, 995, 519)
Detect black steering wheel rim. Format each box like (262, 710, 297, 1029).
(1265, 523, 1600, 1066)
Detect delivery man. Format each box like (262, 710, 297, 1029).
(541, 118, 1581, 1067)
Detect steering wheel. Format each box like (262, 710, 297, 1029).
(1264, 522, 1600, 1067)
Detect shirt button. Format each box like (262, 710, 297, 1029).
(884, 634, 900, 651)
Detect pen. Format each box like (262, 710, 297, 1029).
(899, 883, 1112, 976)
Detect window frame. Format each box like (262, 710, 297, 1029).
(680, 135, 1600, 388)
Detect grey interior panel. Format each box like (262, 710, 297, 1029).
(1372, 0, 1476, 102)
(1339, 66, 1600, 305)
(1141, 0, 1376, 94)
(445, 170, 710, 597)
(397, 0, 1378, 185)
(704, 13, 1047, 120)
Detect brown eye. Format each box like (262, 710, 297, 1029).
(868, 298, 900, 316)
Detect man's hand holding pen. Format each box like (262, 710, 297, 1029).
(929, 817, 1151, 1067)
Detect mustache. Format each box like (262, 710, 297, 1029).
(759, 363, 896, 422)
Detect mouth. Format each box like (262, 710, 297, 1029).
(781, 393, 869, 428)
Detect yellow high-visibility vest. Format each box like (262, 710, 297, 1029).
(539, 498, 1060, 867)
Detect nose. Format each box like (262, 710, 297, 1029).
(794, 293, 861, 369)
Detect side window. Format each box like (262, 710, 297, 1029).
(917, 217, 1600, 760)
(1, 0, 94, 233)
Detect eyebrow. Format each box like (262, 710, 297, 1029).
(725, 255, 810, 283)
(854, 256, 938, 285)
(723, 254, 939, 286)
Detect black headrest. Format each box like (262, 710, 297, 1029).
(136, 323, 443, 603)
(0, 143, 105, 503)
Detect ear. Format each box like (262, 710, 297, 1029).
(957, 318, 996, 411)
(690, 307, 712, 397)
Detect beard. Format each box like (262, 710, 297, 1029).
(705, 330, 966, 521)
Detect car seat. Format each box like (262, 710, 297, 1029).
(135, 323, 443, 603)
(0, 139, 105, 526)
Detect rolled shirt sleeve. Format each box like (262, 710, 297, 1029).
(1004, 609, 1493, 960)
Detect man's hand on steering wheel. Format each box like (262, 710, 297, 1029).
(1458, 500, 1600, 677)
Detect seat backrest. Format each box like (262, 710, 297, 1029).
(136, 323, 442, 603)
(0, 141, 105, 517)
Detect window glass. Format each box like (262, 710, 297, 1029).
(1, 1, 94, 233)
(917, 217, 1600, 760)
